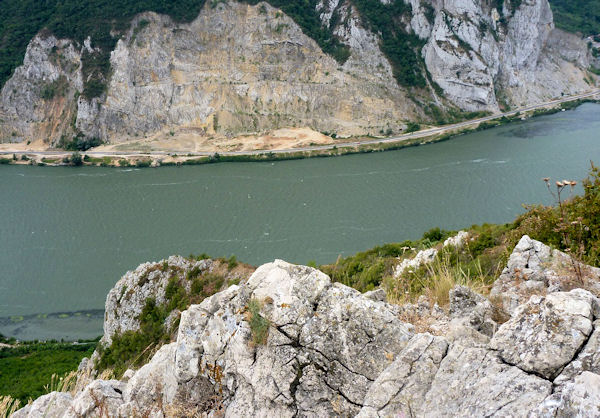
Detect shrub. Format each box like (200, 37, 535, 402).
(58, 134, 102, 151)
(69, 151, 82, 166)
(422, 227, 451, 243)
(405, 121, 421, 133)
(135, 159, 151, 168)
(96, 297, 169, 377)
(227, 255, 238, 270)
(247, 299, 269, 345)
(96, 263, 232, 378)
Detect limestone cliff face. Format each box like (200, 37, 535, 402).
(78, 2, 420, 143)
(0, 0, 596, 146)
(422, 0, 593, 111)
(0, 35, 82, 144)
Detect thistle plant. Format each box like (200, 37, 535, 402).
(543, 177, 588, 283)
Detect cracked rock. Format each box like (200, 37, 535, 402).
(490, 289, 596, 379)
(357, 333, 449, 417)
(421, 345, 552, 417)
(490, 235, 600, 315)
(533, 372, 600, 417)
(12, 392, 73, 418)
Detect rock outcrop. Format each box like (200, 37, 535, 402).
(490, 235, 600, 315)
(14, 238, 600, 417)
(1, 0, 597, 146)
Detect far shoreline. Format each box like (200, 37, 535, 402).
(1, 92, 599, 169)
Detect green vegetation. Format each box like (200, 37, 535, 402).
(0, 0, 432, 100)
(135, 159, 152, 168)
(39, 75, 68, 100)
(0, 339, 95, 403)
(510, 164, 600, 267)
(247, 299, 270, 345)
(350, 0, 426, 87)
(322, 163, 600, 305)
(0, 0, 207, 95)
(405, 121, 421, 133)
(66, 151, 83, 166)
(83, 155, 112, 166)
(0, 0, 349, 96)
(96, 262, 234, 377)
(549, 0, 600, 35)
(57, 134, 103, 151)
(424, 103, 491, 126)
(244, 0, 350, 64)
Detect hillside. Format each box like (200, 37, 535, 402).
(0, 0, 598, 150)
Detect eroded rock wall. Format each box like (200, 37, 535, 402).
(0, 0, 595, 146)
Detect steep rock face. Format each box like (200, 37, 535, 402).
(2, 2, 419, 145)
(1, 0, 596, 146)
(0, 34, 82, 144)
(101, 256, 211, 345)
(423, 0, 593, 111)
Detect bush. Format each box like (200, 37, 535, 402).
(422, 227, 451, 243)
(135, 159, 151, 168)
(58, 134, 102, 151)
(227, 255, 238, 270)
(69, 151, 82, 166)
(247, 299, 269, 345)
(405, 122, 421, 133)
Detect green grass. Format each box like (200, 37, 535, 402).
(247, 299, 269, 345)
(0, 340, 95, 403)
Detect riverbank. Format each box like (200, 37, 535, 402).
(1, 92, 598, 168)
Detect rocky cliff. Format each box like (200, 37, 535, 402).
(0, 0, 597, 147)
(13, 235, 600, 417)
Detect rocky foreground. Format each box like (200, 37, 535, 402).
(14, 235, 600, 417)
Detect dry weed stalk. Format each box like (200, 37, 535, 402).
(543, 177, 588, 284)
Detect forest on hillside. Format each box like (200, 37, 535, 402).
(550, 0, 600, 35)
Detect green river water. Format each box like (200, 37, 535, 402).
(1, 103, 599, 340)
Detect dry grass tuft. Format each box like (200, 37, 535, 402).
(44, 370, 78, 395)
(0, 395, 21, 417)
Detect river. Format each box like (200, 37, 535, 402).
(1, 103, 599, 340)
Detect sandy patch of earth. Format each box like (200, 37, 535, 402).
(94, 127, 336, 153)
(0, 139, 49, 152)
